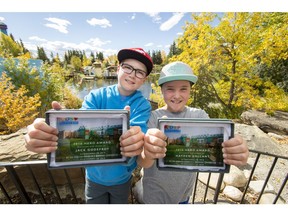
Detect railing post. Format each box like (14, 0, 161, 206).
(5, 166, 31, 204)
(213, 173, 224, 204)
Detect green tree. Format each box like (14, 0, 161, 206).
(151, 50, 163, 65)
(171, 12, 288, 117)
(3, 58, 65, 116)
(167, 41, 181, 59)
(256, 59, 288, 93)
(82, 54, 92, 67)
(0, 72, 41, 134)
(96, 52, 104, 62)
(0, 33, 23, 57)
(37, 46, 50, 63)
(90, 52, 96, 64)
(70, 55, 82, 72)
(18, 39, 29, 54)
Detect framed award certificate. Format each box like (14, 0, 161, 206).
(157, 118, 234, 173)
(45, 109, 129, 168)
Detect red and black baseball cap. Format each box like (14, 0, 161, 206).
(117, 48, 153, 75)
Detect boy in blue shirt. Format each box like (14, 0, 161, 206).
(25, 48, 153, 204)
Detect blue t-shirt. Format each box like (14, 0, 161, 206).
(81, 84, 151, 186)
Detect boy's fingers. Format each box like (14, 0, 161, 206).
(52, 101, 63, 110)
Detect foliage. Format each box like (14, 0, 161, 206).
(149, 82, 165, 108)
(167, 41, 182, 59)
(150, 50, 163, 65)
(256, 59, 288, 93)
(63, 49, 100, 67)
(70, 55, 82, 72)
(82, 54, 92, 67)
(103, 54, 118, 67)
(0, 73, 41, 134)
(169, 12, 288, 118)
(62, 86, 83, 109)
(37, 46, 50, 63)
(3, 58, 66, 116)
(0, 33, 24, 58)
(96, 52, 104, 62)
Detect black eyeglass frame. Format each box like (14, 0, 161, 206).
(120, 63, 147, 79)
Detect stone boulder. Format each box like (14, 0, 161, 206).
(241, 110, 288, 135)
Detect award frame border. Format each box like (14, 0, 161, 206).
(45, 109, 130, 169)
(157, 118, 234, 173)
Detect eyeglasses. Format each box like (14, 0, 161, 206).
(120, 63, 147, 79)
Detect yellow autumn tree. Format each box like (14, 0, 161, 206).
(170, 12, 288, 118)
(0, 73, 41, 134)
(0, 33, 23, 57)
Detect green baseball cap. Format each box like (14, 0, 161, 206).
(158, 61, 198, 86)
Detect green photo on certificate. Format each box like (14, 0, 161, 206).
(45, 109, 129, 169)
(157, 118, 234, 173)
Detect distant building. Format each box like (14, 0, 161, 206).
(83, 62, 102, 77)
(0, 22, 8, 35)
(92, 62, 102, 77)
(103, 65, 117, 78)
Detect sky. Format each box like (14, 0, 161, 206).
(0, 12, 199, 58)
(1, 0, 286, 60)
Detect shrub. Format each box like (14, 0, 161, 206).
(0, 73, 41, 134)
(62, 86, 83, 109)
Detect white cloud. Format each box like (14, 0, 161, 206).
(86, 38, 111, 47)
(0, 17, 5, 21)
(145, 12, 161, 23)
(24, 35, 112, 59)
(160, 12, 185, 31)
(145, 42, 154, 47)
(177, 32, 183, 36)
(29, 36, 48, 42)
(87, 18, 112, 28)
(130, 13, 136, 20)
(44, 17, 71, 34)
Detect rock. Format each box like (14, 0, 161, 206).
(248, 180, 275, 194)
(0, 128, 46, 162)
(241, 110, 288, 135)
(268, 133, 286, 140)
(198, 173, 225, 191)
(223, 165, 247, 188)
(235, 124, 283, 156)
(259, 193, 286, 204)
(223, 185, 243, 202)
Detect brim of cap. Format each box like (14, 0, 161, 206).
(118, 49, 153, 74)
(158, 75, 198, 86)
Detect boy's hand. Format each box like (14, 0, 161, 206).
(24, 118, 58, 154)
(143, 128, 167, 160)
(120, 126, 144, 157)
(24, 101, 63, 154)
(222, 134, 249, 166)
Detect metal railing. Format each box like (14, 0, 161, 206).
(0, 149, 287, 204)
(190, 149, 288, 204)
(0, 161, 85, 204)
